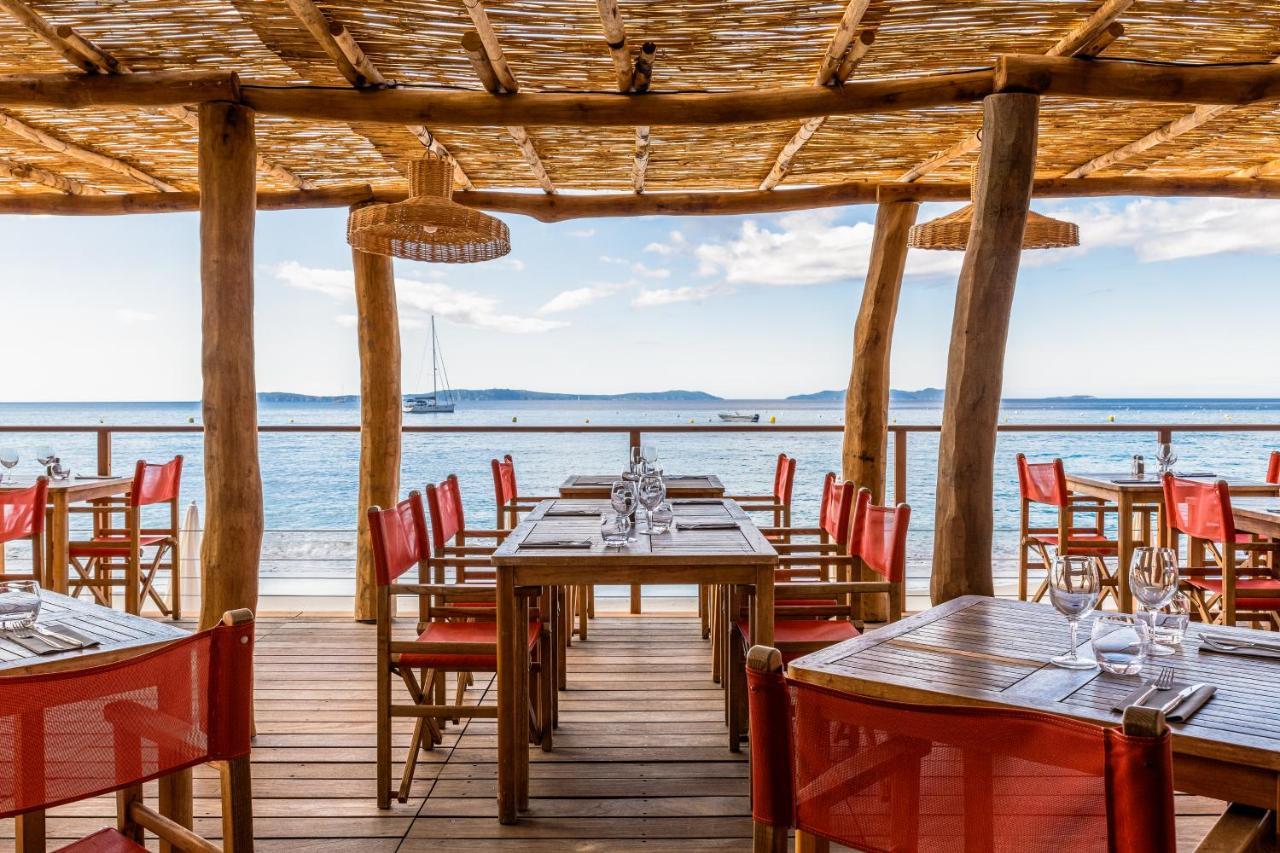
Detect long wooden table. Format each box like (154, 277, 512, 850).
(1065, 472, 1280, 611)
(491, 497, 776, 824)
(1232, 498, 1280, 541)
(0, 475, 133, 595)
(790, 595, 1280, 845)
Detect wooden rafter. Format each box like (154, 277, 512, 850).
(631, 42, 655, 193)
(0, 109, 177, 191)
(282, 0, 473, 189)
(592, 0, 656, 193)
(1232, 158, 1280, 179)
(459, 20, 555, 194)
(0, 0, 313, 189)
(0, 155, 102, 194)
(894, 0, 1133, 183)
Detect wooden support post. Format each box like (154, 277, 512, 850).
(197, 101, 262, 629)
(842, 200, 917, 622)
(931, 93, 1039, 604)
(96, 428, 111, 476)
(353, 244, 401, 622)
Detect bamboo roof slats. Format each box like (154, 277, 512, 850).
(0, 153, 99, 191)
(0, 108, 177, 189)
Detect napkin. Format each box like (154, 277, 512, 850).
(1113, 679, 1216, 723)
(518, 539, 593, 550)
(672, 498, 723, 505)
(544, 509, 601, 517)
(1110, 478, 1152, 485)
(1199, 633, 1280, 660)
(675, 520, 739, 531)
(5, 623, 99, 655)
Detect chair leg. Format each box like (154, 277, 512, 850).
(538, 625, 554, 752)
(727, 630, 745, 752)
(587, 584, 595, 618)
(699, 583, 710, 638)
(576, 584, 589, 641)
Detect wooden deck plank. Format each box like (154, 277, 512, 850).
(0, 611, 1228, 851)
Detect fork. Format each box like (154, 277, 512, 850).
(1132, 665, 1176, 707)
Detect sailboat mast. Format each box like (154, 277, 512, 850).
(431, 315, 438, 399)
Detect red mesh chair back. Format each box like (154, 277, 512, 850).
(426, 474, 465, 551)
(773, 453, 797, 504)
(748, 667, 1176, 853)
(0, 618, 254, 820)
(368, 491, 430, 585)
(1162, 474, 1235, 544)
(492, 454, 518, 507)
(0, 477, 46, 544)
(1016, 453, 1068, 507)
(849, 488, 910, 583)
(130, 455, 183, 507)
(1269, 451, 1279, 485)
(819, 473, 856, 546)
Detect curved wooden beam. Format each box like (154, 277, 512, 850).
(0, 110, 178, 191)
(997, 55, 1280, 104)
(0, 70, 238, 108)
(0, 156, 103, 194)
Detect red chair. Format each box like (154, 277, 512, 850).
(1268, 451, 1279, 484)
(1016, 454, 1123, 604)
(1163, 474, 1278, 627)
(0, 476, 47, 585)
(1, 609, 255, 853)
(746, 645, 1176, 853)
(68, 456, 184, 618)
(369, 491, 550, 808)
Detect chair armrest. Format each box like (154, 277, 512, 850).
(443, 545, 498, 556)
(778, 555, 858, 567)
(461, 528, 509, 540)
(760, 527, 824, 537)
(773, 542, 841, 554)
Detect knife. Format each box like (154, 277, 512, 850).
(1158, 683, 1206, 715)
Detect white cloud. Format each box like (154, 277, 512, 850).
(537, 285, 619, 315)
(568, 228, 596, 238)
(600, 255, 629, 265)
(334, 314, 358, 328)
(693, 210, 962, 287)
(499, 258, 526, 271)
(275, 262, 563, 335)
(114, 308, 156, 324)
(1054, 198, 1280, 262)
(632, 285, 725, 307)
(644, 230, 687, 255)
(631, 261, 670, 279)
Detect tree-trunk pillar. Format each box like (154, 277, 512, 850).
(198, 101, 262, 629)
(352, 243, 401, 622)
(931, 93, 1039, 604)
(842, 200, 918, 623)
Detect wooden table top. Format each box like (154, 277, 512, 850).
(558, 474, 725, 499)
(492, 498, 775, 572)
(789, 596, 1280, 776)
(1229, 497, 1280, 537)
(0, 591, 187, 675)
(0, 474, 132, 494)
(1066, 471, 1280, 497)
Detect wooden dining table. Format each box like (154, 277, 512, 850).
(1231, 497, 1280, 541)
(790, 595, 1280, 848)
(490, 497, 776, 824)
(0, 474, 134, 595)
(1064, 472, 1280, 611)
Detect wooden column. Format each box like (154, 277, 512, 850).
(842, 199, 918, 622)
(198, 101, 262, 629)
(352, 243, 401, 622)
(931, 93, 1039, 604)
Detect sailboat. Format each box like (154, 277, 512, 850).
(404, 316, 456, 414)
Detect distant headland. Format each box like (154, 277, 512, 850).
(259, 389, 722, 403)
(786, 388, 950, 403)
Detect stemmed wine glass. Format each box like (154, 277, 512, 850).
(1129, 546, 1179, 656)
(610, 480, 637, 542)
(629, 446, 643, 476)
(0, 449, 17, 484)
(1048, 555, 1102, 669)
(34, 447, 56, 473)
(1154, 442, 1177, 475)
(638, 470, 666, 532)
(641, 443, 658, 473)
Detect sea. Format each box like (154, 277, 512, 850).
(3, 397, 1279, 600)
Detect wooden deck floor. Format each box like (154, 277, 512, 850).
(4, 611, 1230, 851)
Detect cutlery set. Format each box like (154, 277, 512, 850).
(3, 622, 99, 655)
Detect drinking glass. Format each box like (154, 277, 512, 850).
(1155, 442, 1177, 475)
(34, 446, 56, 470)
(0, 581, 41, 630)
(629, 446, 643, 476)
(1152, 592, 1191, 650)
(610, 480, 637, 540)
(1130, 546, 1179, 656)
(600, 512, 629, 548)
(1091, 614, 1149, 676)
(638, 471, 665, 527)
(0, 449, 17, 484)
(1048, 555, 1101, 670)
(641, 443, 657, 470)
(649, 501, 674, 535)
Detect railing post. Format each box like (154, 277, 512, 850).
(629, 429, 643, 613)
(628, 429, 641, 457)
(96, 428, 111, 476)
(893, 429, 907, 506)
(1157, 427, 1172, 445)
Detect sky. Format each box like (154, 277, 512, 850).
(3, 194, 1279, 401)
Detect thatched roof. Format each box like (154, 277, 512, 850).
(2, 0, 1280, 201)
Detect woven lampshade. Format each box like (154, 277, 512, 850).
(347, 155, 511, 263)
(908, 164, 1079, 251)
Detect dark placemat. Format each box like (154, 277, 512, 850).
(1112, 679, 1215, 723)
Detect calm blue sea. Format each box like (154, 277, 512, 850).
(3, 397, 1279, 594)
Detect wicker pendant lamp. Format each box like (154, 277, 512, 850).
(908, 163, 1079, 251)
(347, 154, 511, 263)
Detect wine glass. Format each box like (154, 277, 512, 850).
(34, 446, 56, 470)
(610, 480, 637, 540)
(641, 443, 657, 471)
(1154, 442, 1177, 475)
(1048, 555, 1101, 670)
(1130, 547, 1179, 655)
(629, 446, 643, 476)
(0, 449, 17, 484)
(638, 471, 666, 531)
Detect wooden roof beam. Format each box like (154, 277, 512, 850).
(1232, 158, 1280, 179)
(815, 0, 872, 86)
(0, 109, 178, 191)
(459, 29, 554, 193)
(1062, 105, 1234, 178)
(0, 0, 98, 72)
(0, 156, 103, 194)
(461, 0, 519, 93)
(632, 43, 656, 193)
(996, 55, 1280, 104)
(595, 0, 634, 94)
(893, 0, 1132, 183)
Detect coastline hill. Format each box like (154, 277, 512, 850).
(259, 389, 722, 403)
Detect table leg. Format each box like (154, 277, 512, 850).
(630, 583, 642, 614)
(753, 564, 775, 648)
(1117, 493, 1134, 613)
(48, 492, 69, 594)
(496, 568, 518, 824)
(15, 810, 45, 853)
(517, 593, 530, 812)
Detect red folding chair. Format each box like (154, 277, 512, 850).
(1268, 451, 1279, 485)
(1163, 474, 1278, 627)
(1, 610, 255, 853)
(0, 476, 47, 585)
(746, 645, 1176, 853)
(369, 491, 550, 808)
(68, 456, 184, 618)
(1016, 454, 1123, 604)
